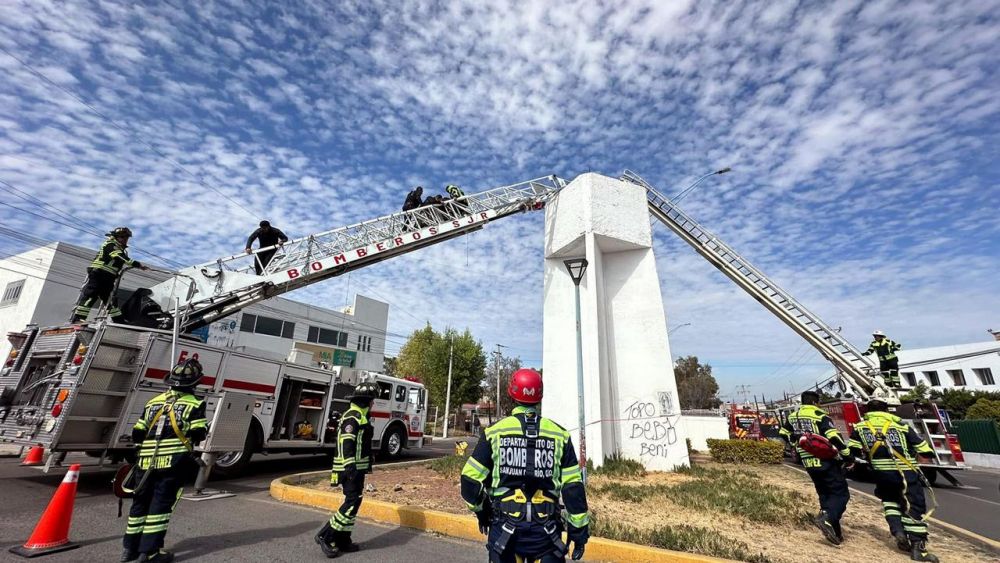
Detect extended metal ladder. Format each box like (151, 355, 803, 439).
(621, 170, 892, 401)
(149, 175, 564, 331)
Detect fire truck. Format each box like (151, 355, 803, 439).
(0, 176, 563, 474)
(622, 171, 966, 485)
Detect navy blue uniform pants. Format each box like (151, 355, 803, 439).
(806, 459, 850, 536)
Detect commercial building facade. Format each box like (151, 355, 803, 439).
(896, 340, 1000, 392)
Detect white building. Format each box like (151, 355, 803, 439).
(896, 340, 1000, 392)
(0, 242, 388, 372)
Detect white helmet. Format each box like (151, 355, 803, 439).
(872, 330, 885, 337)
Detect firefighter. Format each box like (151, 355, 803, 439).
(778, 390, 851, 545)
(122, 359, 208, 563)
(445, 184, 464, 199)
(849, 399, 939, 562)
(863, 330, 902, 388)
(71, 227, 149, 324)
(460, 368, 590, 563)
(245, 220, 289, 275)
(315, 381, 379, 558)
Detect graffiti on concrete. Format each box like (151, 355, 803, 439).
(624, 394, 679, 460)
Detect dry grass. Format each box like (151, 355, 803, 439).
(306, 458, 997, 562)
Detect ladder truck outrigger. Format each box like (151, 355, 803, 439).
(0, 176, 563, 477)
(622, 170, 966, 486)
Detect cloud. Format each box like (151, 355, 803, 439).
(0, 0, 997, 398)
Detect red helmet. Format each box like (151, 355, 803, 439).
(508, 368, 543, 404)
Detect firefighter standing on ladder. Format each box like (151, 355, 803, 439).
(71, 227, 149, 323)
(122, 359, 208, 563)
(460, 368, 590, 562)
(315, 381, 379, 558)
(779, 390, 851, 545)
(863, 330, 902, 388)
(849, 399, 939, 562)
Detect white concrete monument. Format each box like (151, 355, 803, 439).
(542, 173, 689, 471)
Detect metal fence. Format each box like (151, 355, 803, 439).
(954, 419, 1000, 454)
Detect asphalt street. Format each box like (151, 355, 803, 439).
(0, 438, 485, 563)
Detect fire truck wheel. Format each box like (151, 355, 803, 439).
(213, 421, 262, 477)
(381, 425, 405, 459)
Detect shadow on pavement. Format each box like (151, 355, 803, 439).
(171, 521, 318, 560)
(363, 519, 422, 551)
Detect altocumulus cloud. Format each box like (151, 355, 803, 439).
(0, 0, 997, 396)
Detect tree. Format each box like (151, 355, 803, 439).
(966, 398, 1000, 424)
(931, 389, 1000, 420)
(383, 356, 398, 377)
(396, 324, 487, 415)
(673, 356, 722, 410)
(901, 382, 930, 402)
(483, 352, 524, 421)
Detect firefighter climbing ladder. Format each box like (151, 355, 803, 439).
(148, 176, 564, 332)
(621, 170, 893, 401)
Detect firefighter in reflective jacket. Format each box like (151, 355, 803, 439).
(461, 368, 589, 563)
(71, 227, 149, 323)
(315, 381, 378, 558)
(849, 399, 939, 562)
(122, 359, 207, 563)
(863, 330, 902, 388)
(779, 391, 851, 545)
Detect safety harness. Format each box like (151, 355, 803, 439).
(489, 414, 567, 560)
(862, 419, 937, 521)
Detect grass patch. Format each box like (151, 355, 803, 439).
(590, 482, 671, 503)
(667, 473, 806, 524)
(592, 517, 774, 563)
(590, 453, 647, 478)
(428, 454, 468, 480)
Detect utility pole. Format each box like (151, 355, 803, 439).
(443, 335, 454, 439)
(494, 344, 506, 420)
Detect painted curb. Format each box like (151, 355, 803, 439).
(270, 473, 730, 563)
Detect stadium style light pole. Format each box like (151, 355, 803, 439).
(671, 167, 732, 203)
(564, 258, 589, 483)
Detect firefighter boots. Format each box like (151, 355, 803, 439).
(910, 540, 939, 562)
(894, 532, 911, 552)
(315, 523, 341, 558)
(138, 550, 174, 563)
(334, 531, 360, 553)
(812, 511, 841, 545)
(121, 548, 139, 562)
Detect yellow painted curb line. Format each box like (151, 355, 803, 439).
(270, 474, 730, 563)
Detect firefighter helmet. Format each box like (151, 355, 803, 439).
(866, 399, 889, 413)
(872, 329, 886, 337)
(349, 381, 379, 402)
(508, 368, 543, 404)
(798, 433, 840, 460)
(166, 358, 203, 388)
(107, 227, 134, 239)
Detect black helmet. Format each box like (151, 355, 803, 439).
(866, 399, 889, 413)
(108, 227, 133, 239)
(259, 220, 271, 228)
(349, 381, 379, 402)
(166, 358, 203, 388)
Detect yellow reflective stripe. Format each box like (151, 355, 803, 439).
(462, 457, 488, 481)
(566, 511, 589, 527)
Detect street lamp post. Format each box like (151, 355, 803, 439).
(671, 167, 732, 204)
(494, 344, 507, 421)
(443, 335, 454, 439)
(668, 322, 691, 335)
(563, 258, 589, 483)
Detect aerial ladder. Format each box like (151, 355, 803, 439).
(620, 170, 893, 402)
(148, 175, 564, 332)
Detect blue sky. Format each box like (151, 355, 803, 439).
(1, 1, 997, 401)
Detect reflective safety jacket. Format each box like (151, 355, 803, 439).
(848, 411, 933, 472)
(460, 406, 589, 529)
(132, 390, 207, 470)
(865, 338, 901, 362)
(330, 404, 373, 477)
(779, 404, 849, 467)
(90, 237, 141, 276)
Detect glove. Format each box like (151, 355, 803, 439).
(474, 502, 493, 535)
(329, 472, 339, 487)
(342, 464, 358, 483)
(567, 524, 589, 561)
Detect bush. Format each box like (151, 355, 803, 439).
(686, 437, 695, 454)
(428, 454, 468, 479)
(966, 398, 1000, 424)
(706, 439, 783, 464)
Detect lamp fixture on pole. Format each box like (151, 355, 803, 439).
(563, 257, 589, 482)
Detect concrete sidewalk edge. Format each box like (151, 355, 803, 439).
(270, 473, 729, 563)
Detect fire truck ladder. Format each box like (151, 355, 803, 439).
(621, 170, 892, 401)
(149, 175, 564, 331)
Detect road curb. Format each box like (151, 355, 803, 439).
(270, 472, 730, 563)
(782, 464, 1000, 555)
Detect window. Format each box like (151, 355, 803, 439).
(408, 388, 425, 411)
(240, 313, 295, 338)
(947, 370, 966, 386)
(901, 372, 916, 387)
(308, 326, 347, 347)
(1, 279, 25, 307)
(356, 335, 372, 352)
(923, 371, 941, 387)
(973, 368, 996, 385)
(376, 381, 392, 400)
(394, 385, 407, 403)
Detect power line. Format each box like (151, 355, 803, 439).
(0, 44, 260, 220)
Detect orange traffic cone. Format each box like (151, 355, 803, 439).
(21, 444, 44, 466)
(9, 463, 82, 558)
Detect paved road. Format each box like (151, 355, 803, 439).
(0, 438, 484, 563)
